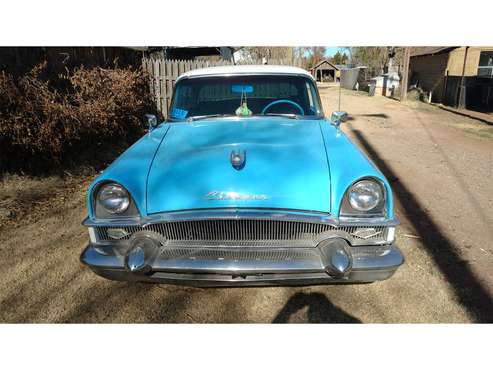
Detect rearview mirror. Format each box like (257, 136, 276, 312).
(231, 84, 254, 94)
(330, 111, 348, 127)
(144, 114, 158, 131)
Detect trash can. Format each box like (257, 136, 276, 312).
(368, 81, 376, 96)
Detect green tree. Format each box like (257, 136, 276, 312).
(330, 50, 348, 65)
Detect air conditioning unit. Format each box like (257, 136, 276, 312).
(477, 67, 493, 78)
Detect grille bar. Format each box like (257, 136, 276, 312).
(94, 219, 389, 246)
(149, 219, 329, 240)
(159, 247, 318, 261)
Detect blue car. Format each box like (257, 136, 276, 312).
(81, 65, 404, 286)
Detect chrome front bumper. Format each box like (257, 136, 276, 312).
(80, 242, 404, 287)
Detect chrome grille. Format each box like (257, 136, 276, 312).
(95, 219, 389, 246)
(159, 247, 318, 261)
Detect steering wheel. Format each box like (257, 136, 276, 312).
(261, 99, 305, 115)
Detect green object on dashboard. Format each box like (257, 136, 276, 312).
(235, 102, 252, 117)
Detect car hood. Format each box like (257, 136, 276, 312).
(147, 117, 331, 214)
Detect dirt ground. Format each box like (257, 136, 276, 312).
(1, 85, 492, 323)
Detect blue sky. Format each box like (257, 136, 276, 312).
(325, 47, 347, 57)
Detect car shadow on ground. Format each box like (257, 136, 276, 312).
(272, 292, 361, 323)
(347, 123, 493, 323)
(344, 113, 390, 122)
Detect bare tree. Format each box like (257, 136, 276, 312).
(242, 47, 294, 61)
(303, 47, 327, 69)
(349, 47, 392, 76)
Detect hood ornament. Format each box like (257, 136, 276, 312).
(230, 149, 246, 170)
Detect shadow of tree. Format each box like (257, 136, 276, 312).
(272, 292, 361, 323)
(347, 123, 493, 323)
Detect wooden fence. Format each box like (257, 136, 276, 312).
(142, 58, 304, 117)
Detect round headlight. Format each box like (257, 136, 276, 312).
(348, 180, 383, 212)
(97, 183, 130, 214)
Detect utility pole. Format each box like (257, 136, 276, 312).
(338, 77, 342, 111)
(400, 47, 411, 101)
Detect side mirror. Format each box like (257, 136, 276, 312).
(330, 111, 348, 127)
(144, 114, 158, 131)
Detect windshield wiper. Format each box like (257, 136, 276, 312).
(188, 114, 236, 122)
(257, 113, 300, 119)
(188, 113, 302, 121)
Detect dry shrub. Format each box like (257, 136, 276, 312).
(0, 63, 157, 173)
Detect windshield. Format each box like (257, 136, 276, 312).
(169, 74, 324, 120)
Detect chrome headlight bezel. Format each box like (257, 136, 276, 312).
(93, 182, 139, 219)
(340, 178, 387, 218)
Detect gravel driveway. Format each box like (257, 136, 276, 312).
(1, 85, 492, 323)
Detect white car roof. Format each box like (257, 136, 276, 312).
(176, 65, 314, 81)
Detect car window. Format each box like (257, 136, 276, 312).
(169, 74, 323, 119)
(197, 82, 299, 102)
